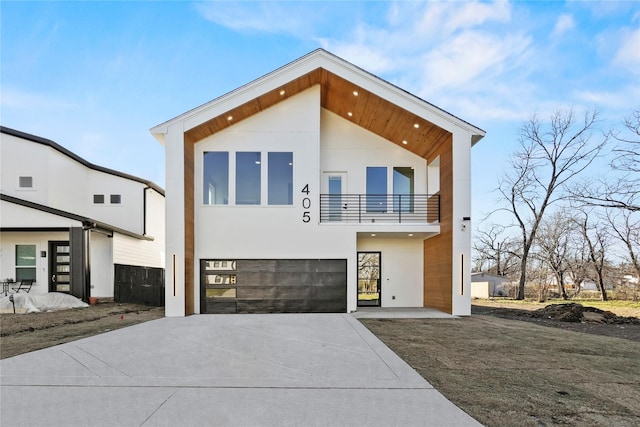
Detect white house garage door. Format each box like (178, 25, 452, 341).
(200, 259, 347, 314)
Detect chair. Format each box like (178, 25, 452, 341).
(12, 279, 34, 293)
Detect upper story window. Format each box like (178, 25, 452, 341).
(236, 152, 261, 205)
(366, 166, 415, 213)
(93, 194, 105, 204)
(366, 167, 387, 212)
(268, 152, 293, 205)
(110, 194, 121, 204)
(203, 152, 229, 205)
(203, 151, 293, 206)
(18, 176, 33, 188)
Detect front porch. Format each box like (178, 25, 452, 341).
(351, 307, 455, 318)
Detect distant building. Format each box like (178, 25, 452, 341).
(151, 49, 485, 316)
(0, 127, 165, 303)
(471, 272, 513, 298)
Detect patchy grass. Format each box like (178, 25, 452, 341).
(361, 315, 640, 427)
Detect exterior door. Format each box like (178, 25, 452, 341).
(358, 252, 381, 307)
(49, 241, 71, 293)
(323, 172, 346, 222)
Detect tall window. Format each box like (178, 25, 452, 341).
(236, 152, 261, 205)
(366, 167, 387, 212)
(203, 152, 229, 205)
(393, 167, 414, 212)
(268, 152, 293, 205)
(15, 245, 36, 281)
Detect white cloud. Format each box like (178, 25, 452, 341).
(0, 88, 76, 109)
(613, 28, 640, 71)
(194, 1, 323, 37)
(551, 14, 575, 39)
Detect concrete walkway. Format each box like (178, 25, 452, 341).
(1, 314, 480, 426)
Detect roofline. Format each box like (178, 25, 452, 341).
(1, 126, 165, 196)
(0, 193, 153, 241)
(150, 48, 485, 141)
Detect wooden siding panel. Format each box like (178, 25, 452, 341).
(184, 140, 195, 315)
(424, 135, 453, 313)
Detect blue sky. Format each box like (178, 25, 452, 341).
(2, 1, 638, 224)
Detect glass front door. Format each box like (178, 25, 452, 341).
(358, 252, 381, 307)
(49, 241, 71, 293)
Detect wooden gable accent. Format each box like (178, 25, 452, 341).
(184, 68, 451, 160)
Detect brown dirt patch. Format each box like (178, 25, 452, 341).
(0, 302, 163, 359)
(360, 315, 640, 427)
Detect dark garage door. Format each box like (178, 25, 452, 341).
(200, 259, 347, 314)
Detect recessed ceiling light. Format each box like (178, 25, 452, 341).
(347, 112, 353, 117)
(413, 123, 420, 128)
(227, 115, 233, 121)
(279, 90, 286, 96)
(408, 233, 414, 237)
(402, 140, 408, 145)
(371, 233, 376, 237)
(353, 90, 359, 96)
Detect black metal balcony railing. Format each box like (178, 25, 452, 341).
(319, 194, 440, 224)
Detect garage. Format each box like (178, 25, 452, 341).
(200, 259, 347, 314)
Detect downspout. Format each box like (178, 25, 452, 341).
(143, 186, 150, 236)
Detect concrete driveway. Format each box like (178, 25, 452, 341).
(1, 313, 480, 426)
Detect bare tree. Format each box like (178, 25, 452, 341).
(536, 211, 574, 299)
(606, 209, 640, 299)
(472, 224, 519, 276)
(565, 242, 591, 297)
(575, 213, 611, 301)
(576, 108, 639, 212)
(498, 108, 606, 299)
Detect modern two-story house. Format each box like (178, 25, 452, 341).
(0, 127, 165, 302)
(151, 49, 484, 316)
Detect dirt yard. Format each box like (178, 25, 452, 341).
(362, 302, 640, 427)
(0, 303, 163, 359)
(2, 301, 639, 426)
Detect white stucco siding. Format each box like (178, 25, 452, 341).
(357, 237, 424, 307)
(320, 110, 427, 195)
(1, 133, 53, 204)
(163, 122, 186, 316)
(0, 231, 68, 295)
(84, 171, 145, 234)
(0, 201, 83, 228)
(451, 126, 473, 316)
(1, 131, 151, 236)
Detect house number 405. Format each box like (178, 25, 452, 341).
(301, 184, 311, 223)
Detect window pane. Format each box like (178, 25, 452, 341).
(393, 167, 414, 212)
(16, 268, 36, 281)
(110, 194, 121, 204)
(236, 152, 261, 205)
(268, 152, 293, 205)
(203, 152, 229, 205)
(19, 176, 33, 188)
(205, 288, 236, 298)
(366, 167, 387, 212)
(16, 245, 36, 266)
(93, 194, 104, 204)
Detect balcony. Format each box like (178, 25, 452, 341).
(320, 194, 440, 224)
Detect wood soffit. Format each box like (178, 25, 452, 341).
(184, 68, 451, 159)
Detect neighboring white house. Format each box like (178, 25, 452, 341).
(471, 272, 513, 298)
(151, 49, 485, 316)
(0, 127, 165, 302)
